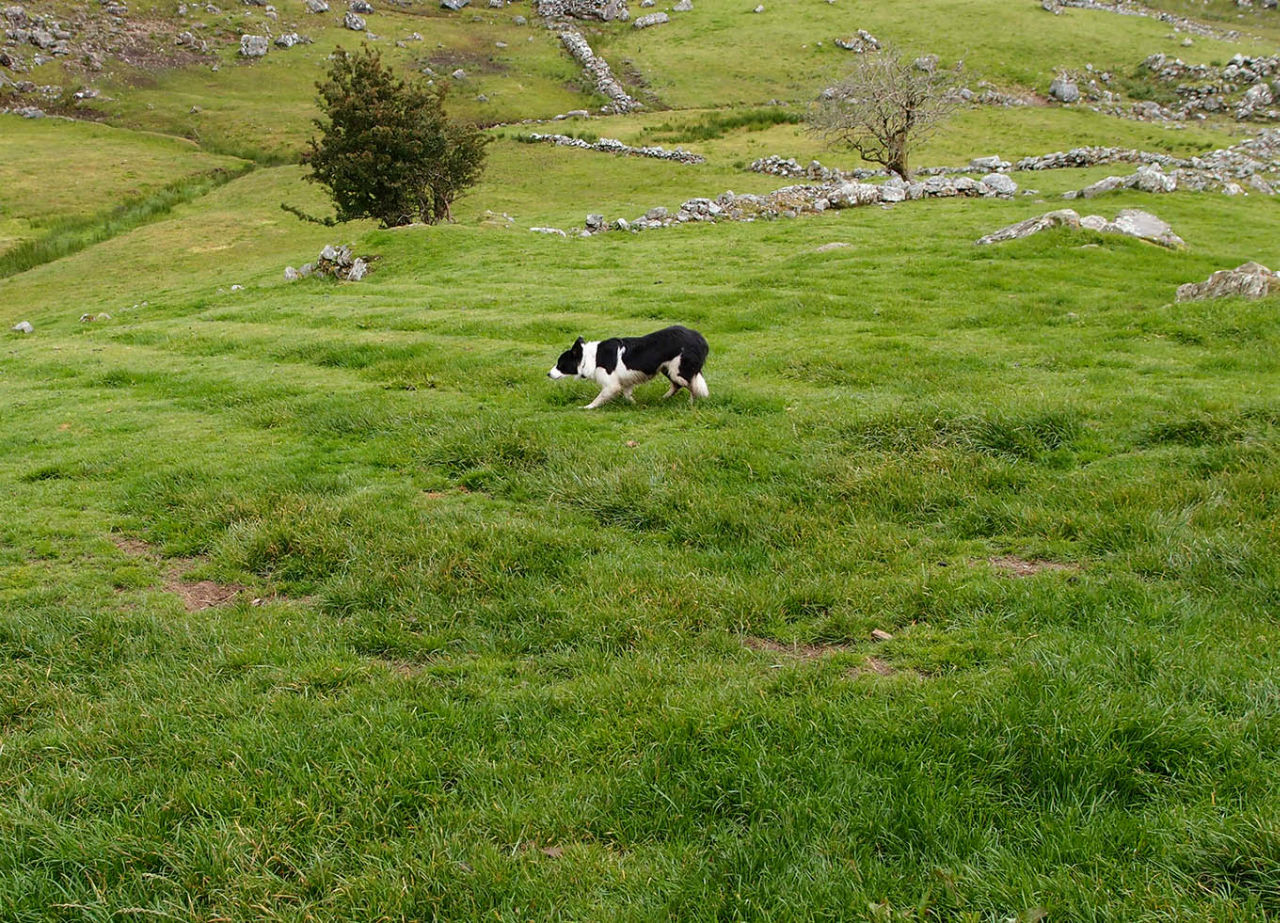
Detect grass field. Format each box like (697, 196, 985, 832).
(2, 0, 1280, 917)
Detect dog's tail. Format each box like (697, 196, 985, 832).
(689, 373, 709, 400)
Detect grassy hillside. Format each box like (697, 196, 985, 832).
(1, 0, 1279, 918)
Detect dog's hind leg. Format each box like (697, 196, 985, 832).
(584, 385, 622, 409)
(622, 387, 636, 404)
(661, 380, 680, 399)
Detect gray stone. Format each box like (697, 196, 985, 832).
(342, 10, 364, 28)
(347, 257, 367, 281)
(815, 242, 850, 252)
(530, 226, 567, 236)
(451, 67, 465, 79)
(1106, 208, 1184, 248)
(1133, 163, 1176, 193)
(673, 0, 691, 9)
(970, 155, 1009, 171)
(284, 266, 300, 281)
(304, 0, 327, 10)
(512, 13, 526, 21)
(1079, 175, 1125, 198)
(645, 206, 668, 220)
(980, 173, 1018, 196)
(632, 11, 667, 26)
(440, 0, 468, 8)
(350, 0, 372, 10)
(1176, 262, 1279, 301)
(11, 320, 33, 334)
(752, 4, 763, 11)
(612, 217, 630, 231)
(274, 31, 303, 47)
(238, 33, 268, 56)
(827, 182, 881, 207)
(585, 213, 605, 230)
(976, 208, 1081, 245)
(1049, 74, 1079, 103)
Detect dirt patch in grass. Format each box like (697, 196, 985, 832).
(163, 574, 246, 611)
(743, 636, 851, 660)
(111, 533, 248, 611)
(987, 555, 1080, 577)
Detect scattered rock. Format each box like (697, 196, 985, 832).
(350, 0, 372, 9)
(288, 244, 371, 281)
(304, 0, 328, 10)
(1176, 261, 1279, 301)
(274, 31, 307, 47)
(11, 321, 33, 334)
(530, 226, 567, 236)
(673, 0, 691, 8)
(343, 10, 365, 27)
(1049, 73, 1080, 103)
(834, 29, 878, 52)
(752, 4, 763, 11)
(238, 34, 268, 56)
(451, 67, 466, 79)
(870, 629, 894, 641)
(632, 10, 667, 27)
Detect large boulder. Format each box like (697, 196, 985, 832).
(343, 10, 365, 27)
(1049, 74, 1079, 103)
(826, 182, 882, 207)
(1176, 262, 1279, 302)
(1106, 208, 1184, 248)
(979, 173, 1017, 196)
(239, 34, 268, 56)
(976, 208, 1081, 245)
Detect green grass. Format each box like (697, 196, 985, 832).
(0, 117, 247, 254)
(1, 146, 1278, 917)
(2, 0, 1280, 917)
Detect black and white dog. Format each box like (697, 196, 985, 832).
(547, 325, 710, 409)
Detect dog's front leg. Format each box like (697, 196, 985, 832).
(584, 385, 622, 409)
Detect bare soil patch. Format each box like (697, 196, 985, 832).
(987, 555, 1080, 577)
(111, 533, 248, 611)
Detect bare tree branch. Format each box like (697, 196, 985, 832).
(809, 49, 962, 181)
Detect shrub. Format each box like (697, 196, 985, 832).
(303, 46, 490, 227)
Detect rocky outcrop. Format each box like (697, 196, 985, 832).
(522, 132, 703, 163)
(343, 10, 365, 29)
(1176, 262, 1279, 301)
(558, 29, 638, 113)
(976, 208, 1184, 248)
(287, 244, 370, 281)
(1063, 163, 1177, 198)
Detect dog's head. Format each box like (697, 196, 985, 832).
(547, 336, 583, 379)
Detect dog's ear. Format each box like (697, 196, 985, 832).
(574, 336, 584, 347)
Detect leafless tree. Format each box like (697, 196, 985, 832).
(809, 49, 962, 181)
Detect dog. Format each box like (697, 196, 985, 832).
(547, 325, 710, 409)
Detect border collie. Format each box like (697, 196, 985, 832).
(547, 325, 710, 409)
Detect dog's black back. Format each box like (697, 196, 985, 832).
(596, 325, 708, 376)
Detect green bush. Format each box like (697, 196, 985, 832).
(303, 46, 491, 227)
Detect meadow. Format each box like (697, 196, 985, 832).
(2, 0, 1279, 918)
